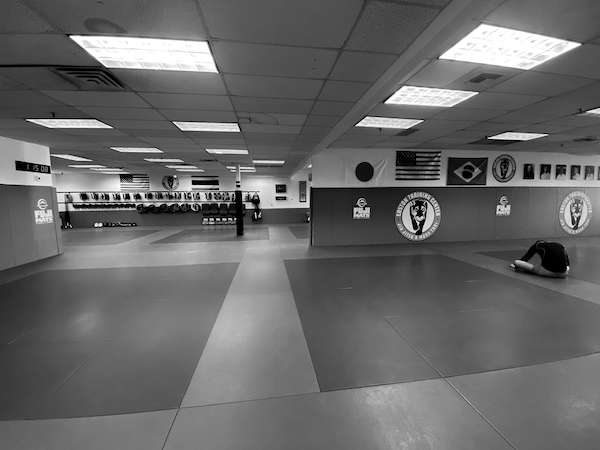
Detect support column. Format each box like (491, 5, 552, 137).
(235, 164, 244, 236)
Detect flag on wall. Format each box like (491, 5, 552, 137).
(191, 175, 219, 190)
(447, 157, 488, 185)
(343, 157, 388, 186)
(395, 151, 441, 180)
(119, 174, 149, 190)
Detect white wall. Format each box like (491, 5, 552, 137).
(53, 172, 311, 210)
(313, 147, 600, 188)
(0, 136, 52, 187)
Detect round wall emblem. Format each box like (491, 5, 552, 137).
(559, 191, 592, 235)
(492, 154, 516, 182)
(37, 198, 48, 210)
(162, 175, 179, 190)
(395, 192, 441, 241)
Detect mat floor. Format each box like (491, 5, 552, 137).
(1, 224, 599, 449)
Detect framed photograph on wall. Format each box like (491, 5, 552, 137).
(585, 165, 595, 180)
(556, 165, 567, 180)
(571, 165, 581, 180)
(275, 184, 287, 193)
(523, 163, 535, 179)
(540, 164, 551, 180)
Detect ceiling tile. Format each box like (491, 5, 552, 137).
(430, 108, 508, 121)
(540, 116, 600, 127)
(417, 119, 477, 130)
(44, 91, 150, 108)
(237, 113, 306, 126)
(114, 71, 227, 95)
(191, 138, 246, 147)
(305, 115, 342, 127)
(489, 72, 595, 97)
(158, 109, 237, 122)
(122, 130, 185, 138)
(243, 133, 297, 142)
(300, 126, 330, 136)
(514, 124, 576, 134)
(444, 66, 521, 92)
(25, 0, 207, 39)
(311, 101, 353, 116)
(75, 107, 164, 120)
(368, 104, 443, 119)
(0, 73, 28, 90)
(518, 98, 596, 116)
(0, 34, 95, 66)
(465, 122, 528, 132)
(487, 0, 600, 43)
(318, 80, 371, 102)
(0, 67, 79, 91)
(198, 0, 363, 47)
(232, 97, 314, 115)
(532, 45, 600, 79)
(240, 124, 301, 134)
(2, 0, 56, 33)
(139, 93, 233, 111)
(213, 42, 338, 78)
(488, 111, 557, 124)
(459, 92, 546, 110)
(103, 120, 178, 130)
(224, 74, 323, 100)
(555, 81, 600, 103)
(0, 90, 64, 106)
(0, 106, 91, 119)
(330, 52, 396, 82)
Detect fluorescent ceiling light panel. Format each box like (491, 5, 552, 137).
(98, 172, 129, 175)
(111, 147, 163, 153)
(90, 167, 124, 171)
(576, 107, 600, 117)
(165, 165, 198, 169)
(253, 160, 285, 165)
(174, 122, 241, 132)
(70, 36, 218, 72)
(144, 158, 184, 163)
(385, 86, 478, 107)
(26, 119, 112, 129)
(227, 166, 255, 172)
(176, 168, 205, 172)
(355, 117, 423, 129)
(51, 154, 93, 162)
(488, 132, 548, 141)
(439, 24, 581, 70)
(205, 149, 248, 155)
(68, 164, 106, 168)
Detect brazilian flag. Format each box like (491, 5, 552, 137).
(447, 158, 488, 185)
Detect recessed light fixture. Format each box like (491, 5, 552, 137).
(68, 164, 106, 168)
(51, 154, 93, 161)
(165, 165, 198, 169)
(27, 119, 113, 129)
(253, 160, 285, 165)
(205, 149, 248, 155)
(488, 132, 548, 141)
(174, 122, 241, 132)
(176, 168, 205, 172)
(111, 147, 163, 153)
(70, 36, 218, 72)
(144, 158, 184, 163)
(576, 108, 600, 118)
(355, 117, 423, 129)
(439, 24, 581, 70)
(385, 86, 478, 107)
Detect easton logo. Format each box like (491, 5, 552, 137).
(492, 154, 516, 182)
(395, 192, 441, 241)
(559, 191, 592, 235)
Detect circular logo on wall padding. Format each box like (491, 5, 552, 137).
(559, 191, 592, 235)
(492, 154, 516, 182)
(162, 175, 179, 190)
(395, 192, 441, 241)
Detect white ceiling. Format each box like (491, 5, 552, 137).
(0, 0, 599, 177)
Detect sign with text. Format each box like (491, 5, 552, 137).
(34, 198, 54, 225)
(353, 198, 371, 219)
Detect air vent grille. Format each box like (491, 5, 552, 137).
(53, 67, 124, 90)
(468, 73, 503, 84)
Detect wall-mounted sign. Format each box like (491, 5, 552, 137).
(496, 195, 511, 216)
(353, 197, 371, 219)
(276, 184, 287, 193)
(559, 191, 592, 235)
(395, 192, 441, 241)
(491, 154, 516, 182)
(275, 196, 287, 200)
(16, 161, 51, 174)
(162, 175, 179, 190)
(34, 198, 54, 225)
(299, 181, 307, 202)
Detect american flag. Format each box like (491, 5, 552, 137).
(396, 151, 441, 180)
(119, 174, 149, 190)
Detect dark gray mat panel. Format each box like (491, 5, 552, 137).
(151, 227, 269, 243)
(288, 225, 310, 240)
(62, 229, 158, 245)
(0, 341, 105, 420)
(479, 245, 600, 284)
(389, 302, 600, 377)
(28, 296, 226, 419)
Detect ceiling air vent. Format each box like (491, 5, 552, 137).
(573, 136, 600, 142)
(468, 73, 503, 84)
(53, 67, 125, 90)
